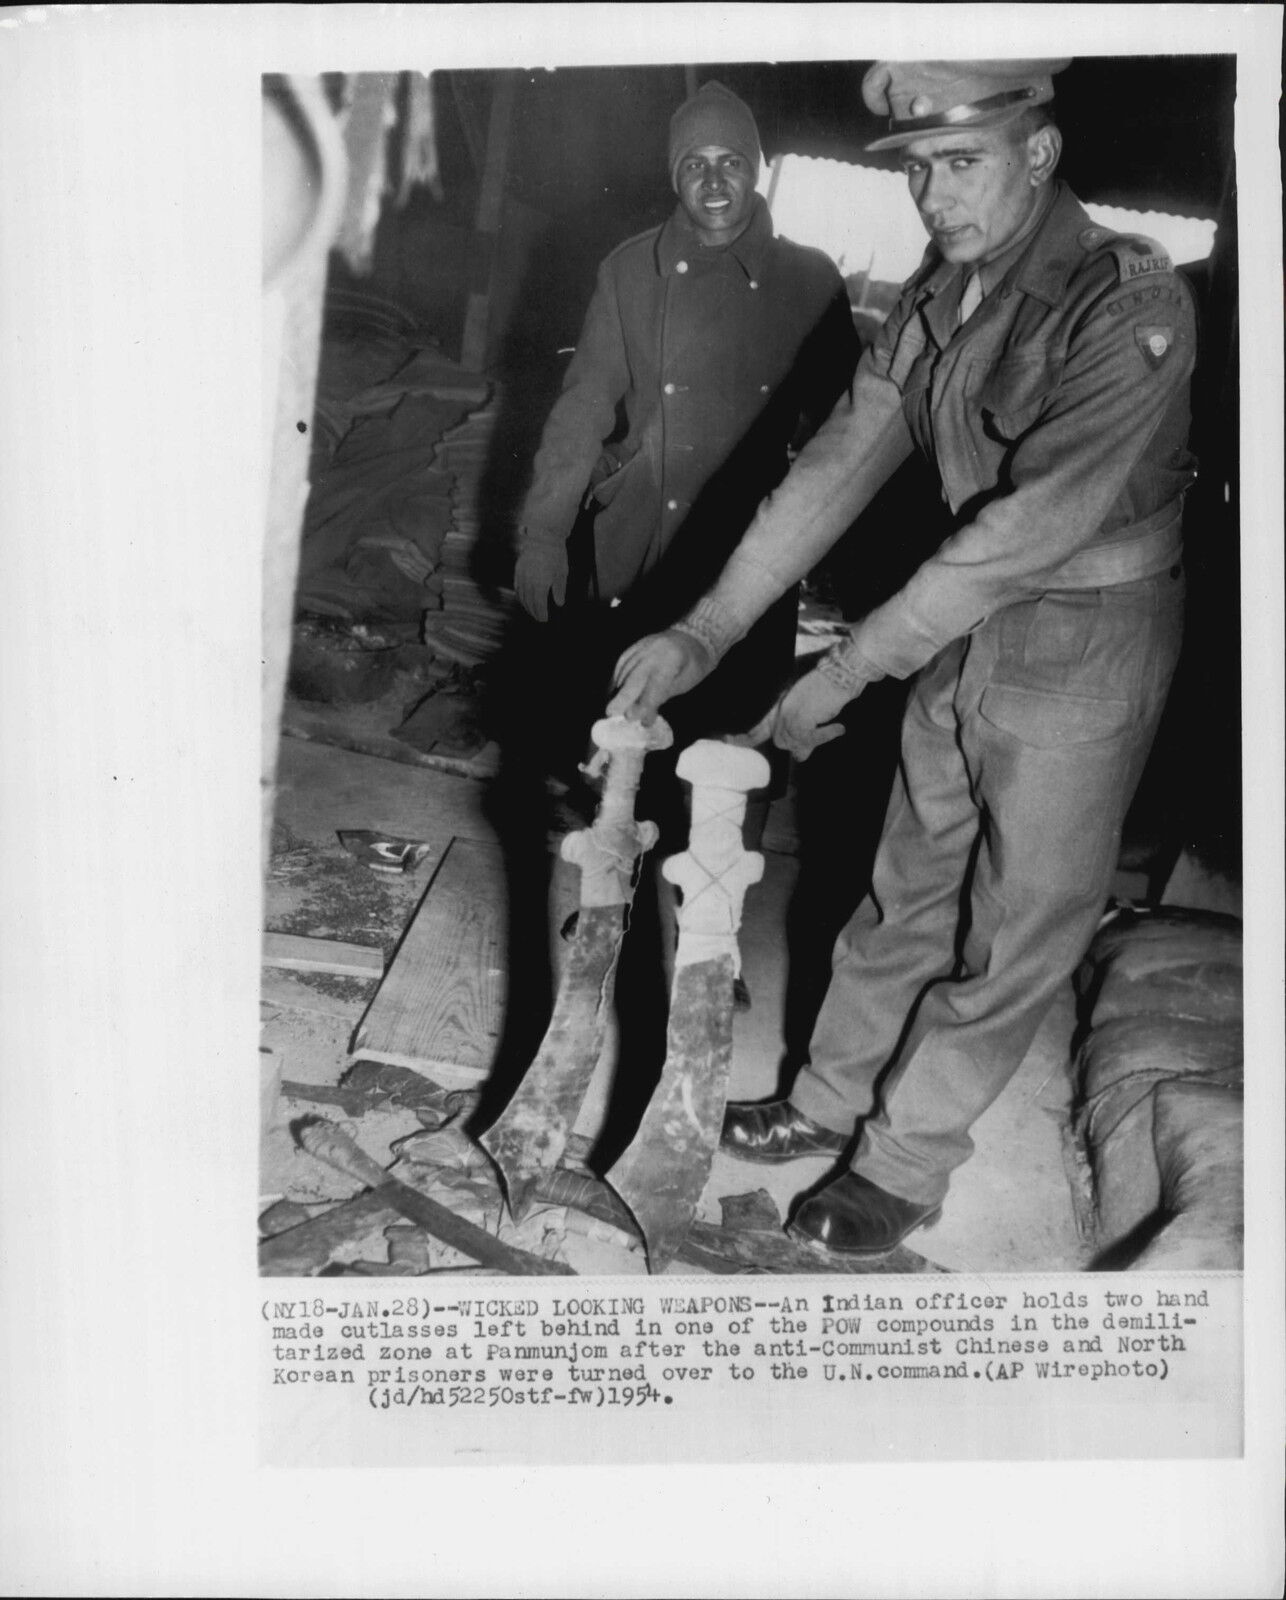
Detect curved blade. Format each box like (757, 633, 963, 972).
(480, 715, 671, 1218)
(607, 954, 736, 1272)
(481, 903, 627, 1217)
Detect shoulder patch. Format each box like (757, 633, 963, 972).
(1107, 235, 1174, 282)
(1079, 226, 1174, 283)
(1135, 324, 1177, 370)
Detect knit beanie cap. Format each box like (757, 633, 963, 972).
(668, 80, 762, 189)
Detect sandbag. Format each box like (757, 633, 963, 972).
(1071, 907, 1243, 1266)
(1132, 1080, 1244, 1270)
(1075, 907, 1242, 1026)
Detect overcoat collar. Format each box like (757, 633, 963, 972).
(655, 192, 774, 280)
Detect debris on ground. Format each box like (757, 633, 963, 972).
(718, 1189, 783, 1233)
(265, 843, 410, 959)
(337, 830, 434, 874)
(288, 618, 405, 705)
(260, 790, 940, 1277)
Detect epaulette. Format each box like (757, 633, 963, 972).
(1077, 226, 1174, 284)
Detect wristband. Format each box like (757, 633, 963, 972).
(814, 638, 880, 696)
(671, 596, 747, 665)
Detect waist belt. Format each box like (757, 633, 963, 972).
(1043, 505, 1184, 590)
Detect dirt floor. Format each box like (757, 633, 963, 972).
(260, 716, 1107, 1278)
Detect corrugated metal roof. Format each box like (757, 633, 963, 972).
(758, 155, 1217, 286)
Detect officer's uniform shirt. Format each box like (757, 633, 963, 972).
(701, 180, 1198, 683)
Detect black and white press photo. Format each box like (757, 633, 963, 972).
(261, 51, 1244, 1287)
(6, 7, 1281, 1595)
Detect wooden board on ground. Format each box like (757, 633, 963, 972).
(263, 931, 384, 978)
(261, 972, 369, 1020)
(352, 836, 505, 1087)
(281, 701, 500, 779)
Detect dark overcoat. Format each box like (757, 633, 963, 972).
(519, 194, 857, 729)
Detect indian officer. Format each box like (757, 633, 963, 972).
(608, 59, 1197, 1256)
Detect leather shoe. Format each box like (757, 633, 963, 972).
(788, 1171, 942, 1257)
(720, 1099, 850, 1164)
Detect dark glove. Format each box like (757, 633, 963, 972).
(514, 536, 569, 621)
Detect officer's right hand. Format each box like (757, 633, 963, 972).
(607, 630, 713, 725)
(514, 540, 569, 621)
(771, 665, 852, 760)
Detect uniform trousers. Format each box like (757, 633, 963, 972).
(791, 565, 1186, 1205)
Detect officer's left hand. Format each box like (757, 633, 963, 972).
(772, 667, 856, 760)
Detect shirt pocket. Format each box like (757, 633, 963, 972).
(974, 346, 1064, 442)
(884, 312, 930, 391)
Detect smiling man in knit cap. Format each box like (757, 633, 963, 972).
(508, 79, 858, 884)
(610, 60, 1198, 1255)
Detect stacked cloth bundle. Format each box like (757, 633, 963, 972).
(418, 392, 520, 668)
(294, 291, 488, 623)
(1071, 907, 1243, 1270)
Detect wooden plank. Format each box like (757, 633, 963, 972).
(352, 836, 505, 1085)
(263, 931, 384, 978)
(261, 972, 367, 1020)
(280, 713, 501, 780)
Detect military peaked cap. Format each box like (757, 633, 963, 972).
(862, 59, 1071, 151)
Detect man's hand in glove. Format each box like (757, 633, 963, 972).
(771, 665, 859, 761)
(514, 536, 569, 621)
(607, 630, 714, 725)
